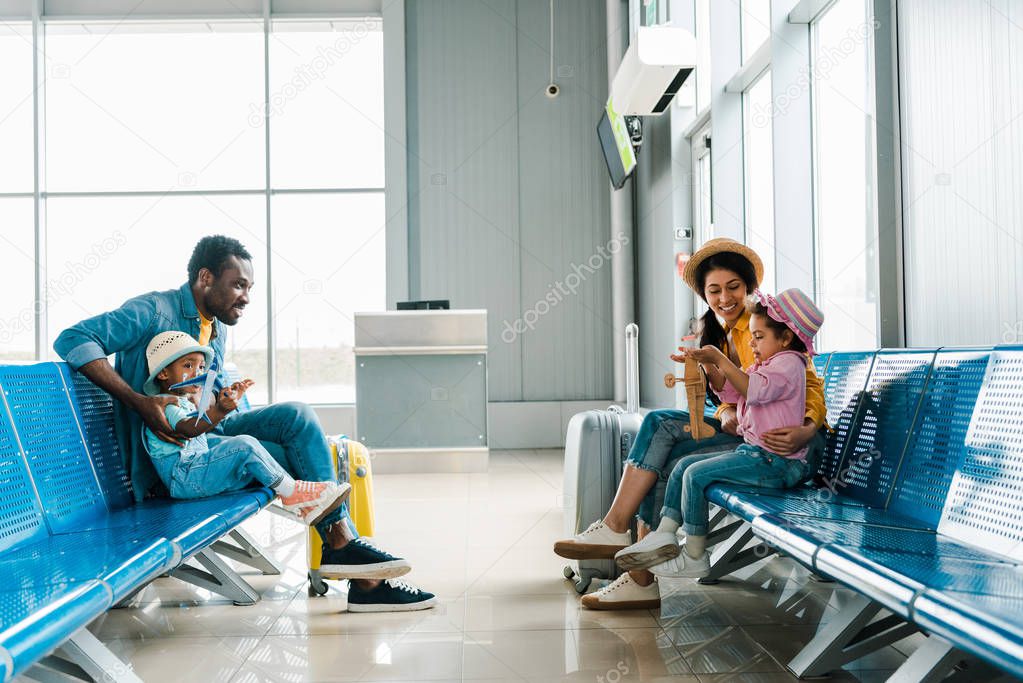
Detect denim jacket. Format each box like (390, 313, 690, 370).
(53, 283, 228, 501)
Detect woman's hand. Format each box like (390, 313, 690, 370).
(761, 422, 818, 456)
(719, 406, 740, 436)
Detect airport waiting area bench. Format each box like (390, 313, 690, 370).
(0, 362, 282, 683)
(665, 346, 1023, 681)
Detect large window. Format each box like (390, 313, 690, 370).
(695, 0, 712, 112)
(740, 0, 771, 63)
(811, 0, 878, 350)
(0, 23, 35, 360)
(268, 21, 386, 403)
(743, 70, 776, 293)
(2, 17, 385, 404)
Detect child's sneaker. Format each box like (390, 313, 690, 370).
(614, 531, 681, 570)
(280, 480, 351, 526)
(648, 544, 710, 579)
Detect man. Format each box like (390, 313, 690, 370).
(55, 235, 434, 612)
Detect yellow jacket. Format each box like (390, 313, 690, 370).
(711, 310, 827, 428)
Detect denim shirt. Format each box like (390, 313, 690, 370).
(53, 283, 227, 501)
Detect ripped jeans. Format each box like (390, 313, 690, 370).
(626, 409, 742, 527)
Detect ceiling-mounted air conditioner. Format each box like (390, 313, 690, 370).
(609, 25, 697, 116)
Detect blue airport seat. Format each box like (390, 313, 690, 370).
(0, 361, 276, 680)
(0, 581, 112, 679)
(913, 589, 1023, 679)
(705, 346, 1023, 679)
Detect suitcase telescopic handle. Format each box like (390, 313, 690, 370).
(625, 323, 639, 414)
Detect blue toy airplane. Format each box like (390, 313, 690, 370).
(169, 357, 220, 426)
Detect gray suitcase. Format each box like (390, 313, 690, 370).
(562, 324, 643, 593)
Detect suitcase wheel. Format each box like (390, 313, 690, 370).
(308, 571, 329, 597)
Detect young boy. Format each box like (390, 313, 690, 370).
(143, 330, 348, 525)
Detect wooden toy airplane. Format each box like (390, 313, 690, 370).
(665, 336, 717, 440)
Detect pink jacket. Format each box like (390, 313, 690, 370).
(716, 350, 809, 460)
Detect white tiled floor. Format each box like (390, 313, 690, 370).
(23, 450, 1018, 681)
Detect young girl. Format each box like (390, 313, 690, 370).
(614, 288, 824, 578)
(142, 330, 349, 526)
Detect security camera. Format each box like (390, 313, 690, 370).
(545, 83, 560, 98)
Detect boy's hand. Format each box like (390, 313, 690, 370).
(215, 380, 253, 414)
(217, 386, 240, 413)
(231, 379, 255, 396)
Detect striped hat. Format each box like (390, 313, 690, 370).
(754, 288, 824, 356)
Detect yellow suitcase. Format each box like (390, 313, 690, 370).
(307, 436, 375, 595)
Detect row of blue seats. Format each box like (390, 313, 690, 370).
(688, 347, 1023, 679)
(0, 362, 275, 682)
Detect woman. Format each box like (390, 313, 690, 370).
(553, 238, 827, 610)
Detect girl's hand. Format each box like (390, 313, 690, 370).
(688, 345, 726, 364)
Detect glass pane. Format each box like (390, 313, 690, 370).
(743, 71, 775, 293)
(45, 195, 269, 405)
(271, 193, 386, 404)
(741, 0, 771, 63)
(44, 23, 265, 192)
(812, 0, 878, 351)
(696, 0, 712, 111)
(0, 199, 35, 359)
(0, 23, 33, 193)
(269, 20, 385, 189)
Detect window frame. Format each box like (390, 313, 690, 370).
(808, 0, 882, 351)
(9, 2, 392, 405)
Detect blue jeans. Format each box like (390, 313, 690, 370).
(663, 444, 810, 535)
(211, 401, 355, 537)
(154, 434, 289, 499)
(626, 409, 743, 527)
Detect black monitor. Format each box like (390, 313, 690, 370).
(396, 300, 450, 310)
(597, 108, 637, 190)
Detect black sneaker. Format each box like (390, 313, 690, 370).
(347, 578, 437, 613)
(319, 538, 411, 580)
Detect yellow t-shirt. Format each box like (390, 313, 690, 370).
(198, 313, 214, 347)
(711, 310, 827, 428)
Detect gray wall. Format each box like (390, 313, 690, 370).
(405, 0, 613, 401)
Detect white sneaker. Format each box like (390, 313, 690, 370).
(580, 572, 660, 610)
(614, 531, 681, 570)
(553, 521, 632, 560)
(648, 544, 710, 579)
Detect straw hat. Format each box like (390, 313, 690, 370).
(681, 238, 765, 293)
(143, 331, 214, 396)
